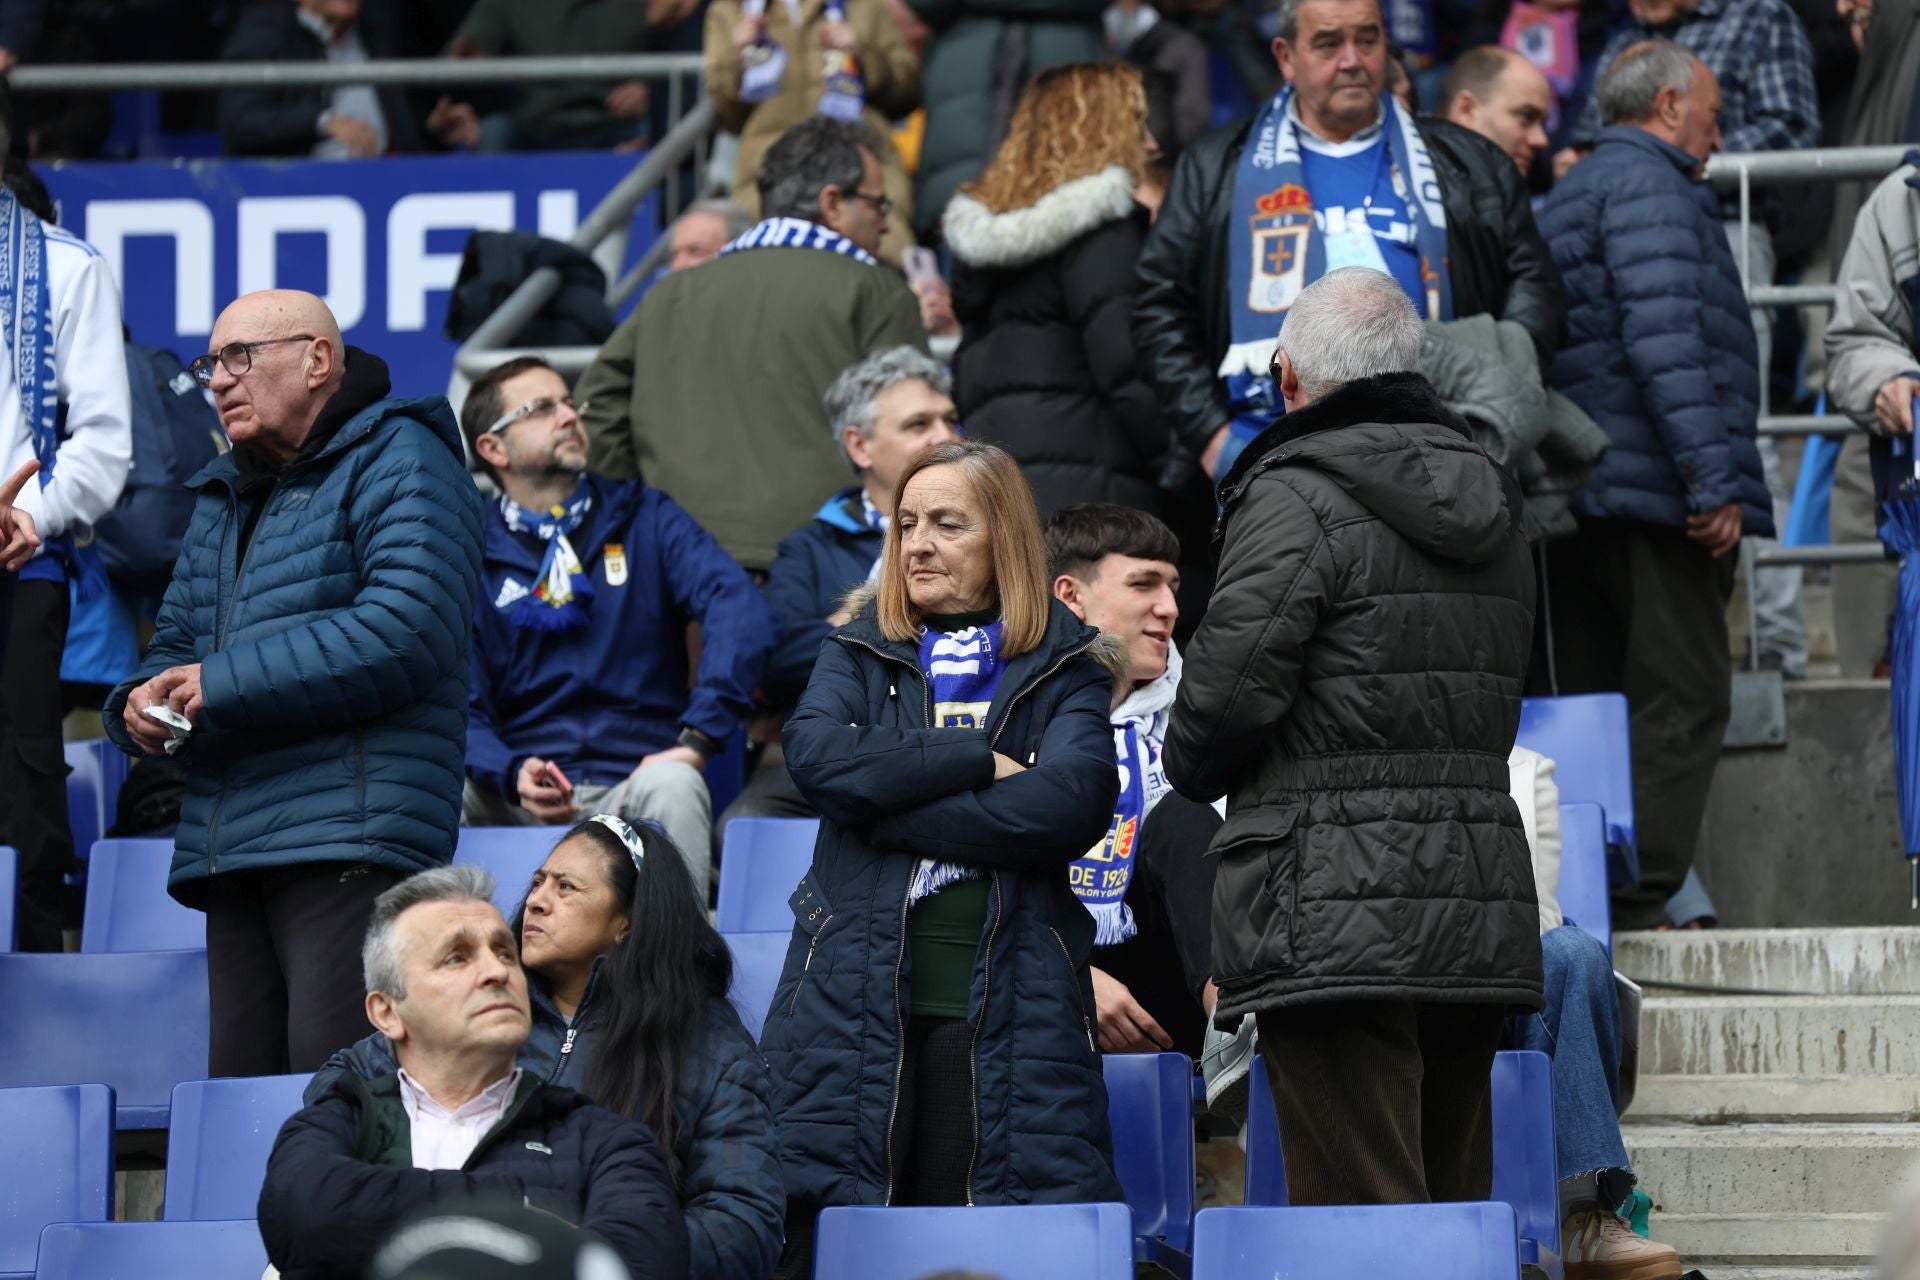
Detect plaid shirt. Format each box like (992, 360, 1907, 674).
(1573, 0, 1821, 155)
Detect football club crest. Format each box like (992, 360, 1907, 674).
(603, 543, 628, 587)
(1248, 184, 1313, 315)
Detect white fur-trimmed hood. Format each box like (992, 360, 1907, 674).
(942, 165, 1138, 269)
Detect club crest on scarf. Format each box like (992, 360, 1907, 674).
(498, 481, 595, 632)
(1249, 184, 1313, 315)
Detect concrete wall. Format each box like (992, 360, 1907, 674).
(1696, 680, 1912, 927)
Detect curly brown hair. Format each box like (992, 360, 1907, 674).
(960, 62, 1150, 214)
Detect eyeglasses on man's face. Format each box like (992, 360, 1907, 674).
(188, 335, 317, 387)
(485, 395, 589, 437)
(848, 189, 893, 216)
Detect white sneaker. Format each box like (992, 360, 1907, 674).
(1201, 1013, 1257, 1123)
(1562, 1205, 1682, 1280)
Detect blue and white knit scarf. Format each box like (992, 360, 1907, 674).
(498, 480, 594, 632)
(718, 217, 878, 267)
(906, 621, 1005, 905)
(1221, 89, 1452, 444)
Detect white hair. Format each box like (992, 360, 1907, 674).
(362, 865, 497, 1000)
(822, 345, 954, 461)
(1597, 40, 1698, 125)
(1275, 267, 1424, 403)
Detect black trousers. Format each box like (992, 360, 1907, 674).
(1091, 792, 1222, 1057)
(0, 580, 75, 951)
(1546, 519, 1736, 930)
(205, 861, 405, 1077)
(1258, 1000, 1506, 1206)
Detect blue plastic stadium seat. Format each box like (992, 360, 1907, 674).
(81, 839, 203, 953)
(164, 1074, 311, 1221)
(0, 950, 208, 1129)
(715, 818, 820, 933)
(33, 1219, 268, 1280)
(1516, 694, 1638, 886)
(1191, 1202, 1521, 1280)
(0, 845, 16, 953)
(814, 1204, 1136, 1280)
(706, 728, 749, 819)
(1103, 1052, 1196, 1269)
(723, 931, 790, 1042)
(454, 827, 562, 921)
(1491, 1050, 1563, 1280)
(63, 740, 129, 871)
(1557, 803, 1613, 953)
(0, 1083, 114, 1280)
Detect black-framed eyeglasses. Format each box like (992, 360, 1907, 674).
(188, 335, 317, 387)
(1268, 350, 1285, 385)
(849, 190, 894, 216)
(485, 395, 589, 436)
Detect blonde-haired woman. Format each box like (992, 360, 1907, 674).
(942, 62, 1173, 519)
(762, 439, 1123, 1269)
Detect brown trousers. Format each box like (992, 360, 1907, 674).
(1257, 1000, 1506, 1205)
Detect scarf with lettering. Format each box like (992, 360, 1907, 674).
(718, 217, 878, 267)
(906, 620, 1005, 905)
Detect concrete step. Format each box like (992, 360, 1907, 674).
(1631, 1075, 1920, 1123)
(1646, 1213, 1884, 1266)
(1696, 1267, 1873, 1280)
(1616, 927, 1920, 996)
(1641, 995, 1919, 1075)
(1624, 1123, 1919, 1217)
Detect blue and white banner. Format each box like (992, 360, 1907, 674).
(39, 152, 659, 397)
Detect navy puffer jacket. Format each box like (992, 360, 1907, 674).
(763, 594, 1125, 1208)
(102, 353, 485, 902)
(1538, 126, 1774, 534)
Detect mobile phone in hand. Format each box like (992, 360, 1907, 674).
(544, 762, 574, 798)
(903, 247, 940, 287)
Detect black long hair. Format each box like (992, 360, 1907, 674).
(537, 818, 732, 1183)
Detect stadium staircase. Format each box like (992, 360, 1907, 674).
(1618, 926, 1920, 1280)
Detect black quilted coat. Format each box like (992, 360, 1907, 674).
(1165, 372, 1545, 1018)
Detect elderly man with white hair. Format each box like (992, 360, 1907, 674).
(1166, 266, 1543, 1208)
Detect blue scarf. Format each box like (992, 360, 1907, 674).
(1223, 90, 1452, 445)
(718, 217, 878, 267)
(906, 620, 1005, 905)
(498, 480, 594, 632)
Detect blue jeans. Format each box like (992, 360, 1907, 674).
(1507, 926, 1632, 1185)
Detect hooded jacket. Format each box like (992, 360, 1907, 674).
(1164, 371, 1544, 1017)
(761, 487, 886, 708)
(762, 592, 1125, 1208)
(946, 166, 1174, 519)
(102, 353, 485, 904)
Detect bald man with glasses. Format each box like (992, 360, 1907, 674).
(103, 289, 486, 1077)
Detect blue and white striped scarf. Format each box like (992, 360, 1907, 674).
(906, 620, 1004, 905)
(718, 217, 878, 267)
(498, 480, 594, 632)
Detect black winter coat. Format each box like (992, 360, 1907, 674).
(1133, 116, 1567, 460)
(259, 1072, 689, 1280)
(764, 593, 1125, 1208)
(218, 3, 428, 157)
(1165, 373, 1545, 1017)
(946, 166, 1173, 518)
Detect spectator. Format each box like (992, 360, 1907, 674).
(312, 816, 784, 1280)
(579, 117, 929, 572)
(1165, 267, 1542, 1206)
(668, 199, 753, 273)
(437, 0, 655, 151)
(944, 63, 1173, 520)
(0, 93, 131, 953)
(1826, 161, 1920, 512)
(0, 458, 42, 667)
(0, 0, 44, 73)
(258, 865, 689, 1280)
(369, 1199, 638, 1280)
(705, 0, 923, 264)
(103, 289, 484, 1075)
(1044, 503, 1256, 1110)
(767, 440, 1123, 1266)
(1508, 747, 1684, 1280)
(908, 0, 1108, 242)
(1537, 43, 1772, 931)
(1561, 0, 1820, 680)
(1104, 0, 1213, 158)
(734, 346, 961, 825)
(1133, 0, 1564, 485)
(1385, 38, 1418, 111)
(218, 0, 440, 158)
(1439, 44, 1556, 174)
(460, 356, 772, 900)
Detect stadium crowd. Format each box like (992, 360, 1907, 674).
(0, 0, 1911, 1274)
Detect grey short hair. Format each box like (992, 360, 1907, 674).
(1276, 0, 1381, 42)
(680, 198, 752, 242)
(1275, 266, 1423, 402)
(1597, 40, 1697, 126)
(823, 346, 953, 462)
(362, 865, 498, 1001)
(757, 118, 880, 222)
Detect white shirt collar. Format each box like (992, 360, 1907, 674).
(397, 1066, 521, 1121)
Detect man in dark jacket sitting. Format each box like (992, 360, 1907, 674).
(1133, 0, 1564, 485)
(460, 356, 774, 901)
(1536, 41, 1772, 931)
(1166, 266, 1543, 1206)
(259, 865, 688, 1280)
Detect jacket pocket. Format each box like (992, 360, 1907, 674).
(1210, 798, 1303, 981)
(784, 873, 834, 1020)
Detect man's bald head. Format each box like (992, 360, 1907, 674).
(1440, 46, 1555, 173)
(205, 290, 350, 466)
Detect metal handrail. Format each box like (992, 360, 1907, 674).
(8, 54, 706, 92)
(1708, 144, 1914, 185)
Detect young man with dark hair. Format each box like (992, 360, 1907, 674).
(1045, 503, 1253, 1114)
